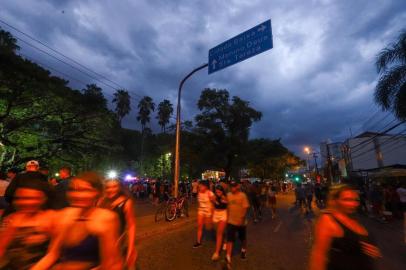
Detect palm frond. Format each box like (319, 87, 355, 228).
(393, 82, 406, 120)
(374, 65, 406, 109)
(375, 29, 406, 73)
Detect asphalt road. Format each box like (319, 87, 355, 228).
(136, 194, 312, 270)
(134, 193, 406, 270)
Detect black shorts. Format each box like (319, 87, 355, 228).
(226, 224, 247, 242)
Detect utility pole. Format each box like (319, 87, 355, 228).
(313, 152, 319, 177)
(326, 144, 334, 185)
(373, 137, 384, 168)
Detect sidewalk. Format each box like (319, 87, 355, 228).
(135, 201, 197, 241)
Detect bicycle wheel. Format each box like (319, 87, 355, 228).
(165, 202, 177, 221)
(155, 203, 166, 222)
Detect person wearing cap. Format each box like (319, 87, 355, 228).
(51, 166, 73, 209)
(3, 160, 50, 217)
(225, 180, 250, 268)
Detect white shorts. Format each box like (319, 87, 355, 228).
(213, 209, 228, 223)
(198, 208, 213, 218)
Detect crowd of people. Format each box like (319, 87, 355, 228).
(0, 161, 136, 270)
(192, 179, 280, 269)
(0, 160, 404, 270)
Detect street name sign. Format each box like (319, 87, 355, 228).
(208, 19, 273, 74)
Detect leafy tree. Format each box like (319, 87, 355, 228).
(375, 30, 406, 120)
(195, 88, 262, 179)
(246, 139, 302, 180)
(0, 28, 19, 53)
(113, 89, 131, 125)
(136, 96, 155, 132)
(0, 29, 121, 170)
(82, 84, 108, 110)
(156, 99, 173, 133)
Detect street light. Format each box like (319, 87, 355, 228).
(304, 147, 311, 171)
(107, 170, 117, 179)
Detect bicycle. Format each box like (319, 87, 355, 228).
(165, 194, 189, 222)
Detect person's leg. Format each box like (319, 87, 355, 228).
(196, 214, 204, 245)
(215, 220, 227, 255)
(226, 224, 236, 262)
(239, 226, 247, 259)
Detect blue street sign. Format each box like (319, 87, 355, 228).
(208, 19, 273, 74)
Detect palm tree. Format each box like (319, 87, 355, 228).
(137, 96, 155, 133)
(112, 89, 131, 125)
(375, 30, 406, 120)
(156, 99, 174, 133)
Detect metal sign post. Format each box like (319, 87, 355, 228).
(173, 20, 273, 197)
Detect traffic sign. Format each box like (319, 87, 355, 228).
(208, 19, 273, 74)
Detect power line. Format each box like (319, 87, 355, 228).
(0, 18, 143, 99)
(349, 120, 405, 153)
(15, 36, 145, 107)
(363, 112, 392, 132)
(351, 128, 406, 160)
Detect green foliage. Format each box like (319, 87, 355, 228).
(0, 29, 121, 170)
(246, 138, 303, 180)
(375, 30, 406, 120)
(195, 88, 262, 179)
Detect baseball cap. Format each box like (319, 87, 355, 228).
(230, 180, 240, 187)
(26, 160, 39, 167)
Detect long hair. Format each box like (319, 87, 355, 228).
(99, 178, 133, 208)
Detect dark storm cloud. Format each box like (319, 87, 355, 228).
(1, 0, 405, 156)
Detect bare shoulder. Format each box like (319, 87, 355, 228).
(315, 212, 342, 236)
(93, 207, 117, 222)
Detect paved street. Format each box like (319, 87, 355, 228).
(134, 194, 406, 270)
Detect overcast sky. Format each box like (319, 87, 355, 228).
(1, 0, 405, 156)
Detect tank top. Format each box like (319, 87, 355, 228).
(112, 198, 129, 235)
(214, 195, 227, 210)
(59, 219, 100, 265)
(327, 214, 375, 270)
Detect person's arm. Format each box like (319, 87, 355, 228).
(241, 193, 250, 217)
(0, 216, 17, 258)
(4, 178, 18, 203)
(98, 211, 123, 270)
(30, 211, 67, 270)
(309, 215, 334, 270)
(124, 199, 137, 268)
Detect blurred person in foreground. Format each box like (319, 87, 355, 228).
(0, 180, 54, 269)
(3, 161, 50, 217)
(32, 171, 123, 270)
(99, 178, 137, 269)
(309, 184, 381, 270)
